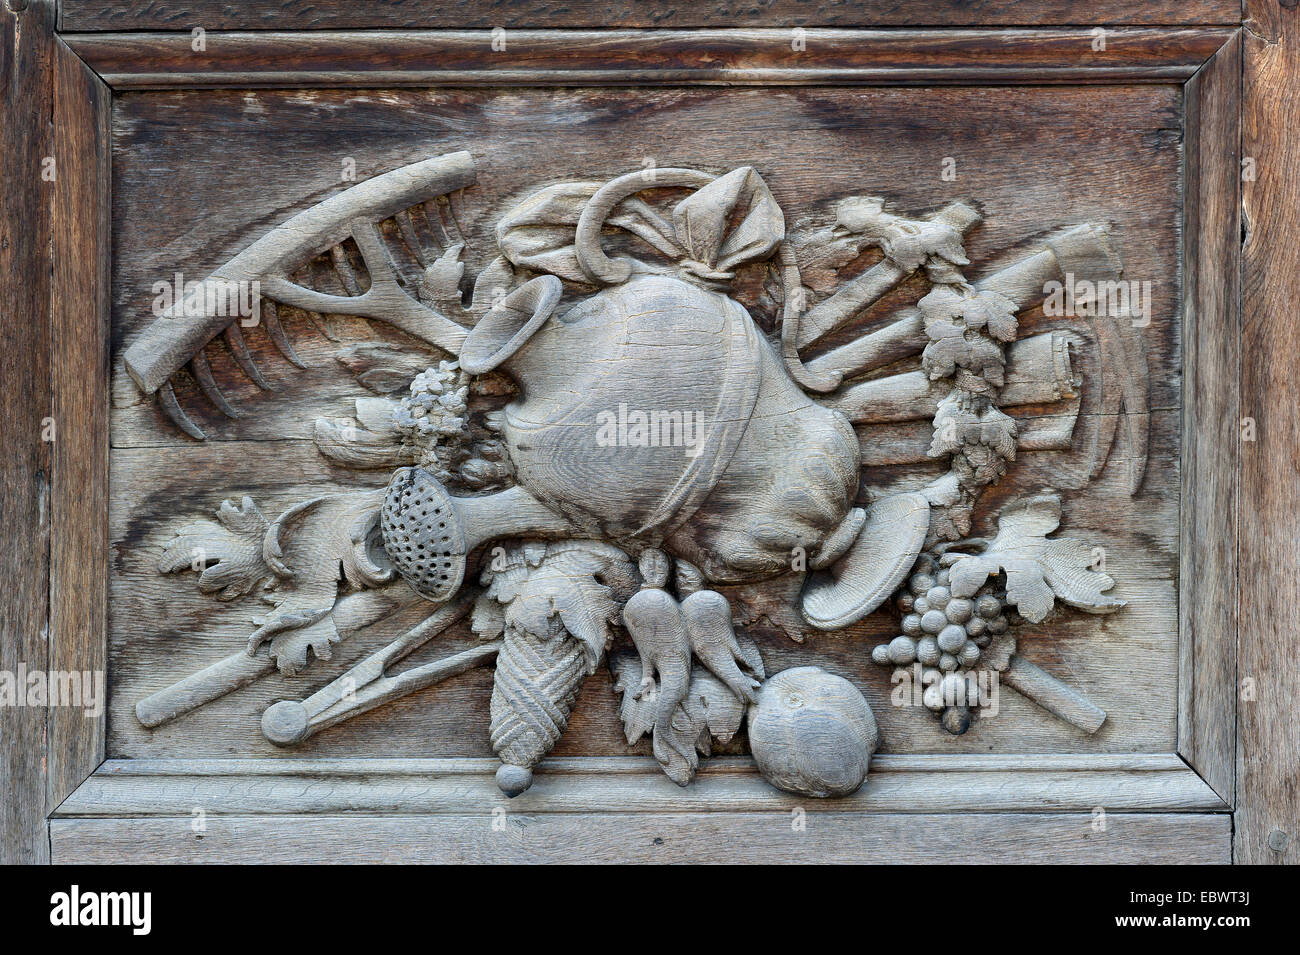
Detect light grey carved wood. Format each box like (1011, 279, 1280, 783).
(106, 89, 1175, 795)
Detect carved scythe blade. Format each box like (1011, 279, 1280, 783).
(123, 150, 478, 436)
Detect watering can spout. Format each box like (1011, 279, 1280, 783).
(459, 275, 563, 382)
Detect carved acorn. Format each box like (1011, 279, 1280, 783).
(747, 666, 879, 797)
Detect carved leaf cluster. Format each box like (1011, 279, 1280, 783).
(942, 492, 1125, 623)
(158, 497, 274, 601)
(918, 285, 1022, 540)
(472, 541, 638, 673)
(159, 490, 394, 675)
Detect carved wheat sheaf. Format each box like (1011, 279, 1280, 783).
(132, 152, 1149, 797)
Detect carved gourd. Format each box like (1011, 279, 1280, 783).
(459, 273, 862, 584)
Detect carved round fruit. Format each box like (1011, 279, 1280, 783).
(747, 667, 879, 798)
(925, 586, 951, 610)
(937, 624, 967, 654)
(909, 573, 936, 596)
(976, 595, 1002, 618)
(941, 706, 972, 735)
(916, 635, 941, 666)
(901, 613, 923, 637)
(888, 635, 917, 665)
(945, 597, 973, 624)
(939, 653, 958, 672)
(871, 644, 892, 665)
(960, 641, 982, 666)
(920, 610, 948, 634)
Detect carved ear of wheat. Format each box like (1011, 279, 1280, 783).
(124, 151, 478, 438)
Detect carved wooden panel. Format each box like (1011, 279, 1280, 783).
(107, 82, 1183, 794)
(0, 0, 1257, 865)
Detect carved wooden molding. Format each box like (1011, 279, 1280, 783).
(64, 28, 1235, 90)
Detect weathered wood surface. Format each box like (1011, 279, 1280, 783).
(58, 0, 1244, 33)
(1179, 32, 1239, 807)
(48, 39, 112, 814)
(55, 755, 1227, 816)
(1239, 2, 1300, 865)
(0, 0, 56, 865)
(107, 85, 1182, 761)
(66, 28, 1234, 89)
(50, 811, 1232, 864)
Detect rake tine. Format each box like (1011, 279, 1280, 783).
(395, 209, 428, 267)
(439, 193, 467, 247)
(329, 243, 363, 295)
(224, 323, 274, 390)
(422, 198, 453, 248)
(263, 300, 307, 369)
(190, 350, 240, 418)
(158, 379, 205, 440)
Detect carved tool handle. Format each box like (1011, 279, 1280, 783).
(134, 587, 414, 729)
(261, 595, 485, 745)
(1002, 654, 1107, 735)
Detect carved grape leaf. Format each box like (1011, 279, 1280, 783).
(943, 492, 1124, 623)
(919, 286, 1019, 343)
(921, 334, 1005, 386)
(158, 497, 274, 601)
(477, 541, 638, 673)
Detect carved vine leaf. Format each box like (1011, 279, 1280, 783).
(474, 541, 638, 673)
(833, 197, 970, 275)
(158, 496, 274, 601)
(942, 492, 1125, 624)
(254, 490, 393, 674)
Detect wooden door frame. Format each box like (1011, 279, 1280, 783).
(2, 0, 1289, 863)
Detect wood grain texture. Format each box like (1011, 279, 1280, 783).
(57, 1, 1245, 33)
(1239, 3, 1300, 865)
(54, 755, 1227, 816)
(64, 28, 1234, 90)
(105, 85, 1184, 762)
(50, 811, 1232, 864)
(1179, 32, 1240, 806)
(48, 39, 112, 814)
(0, 0, 55, 865)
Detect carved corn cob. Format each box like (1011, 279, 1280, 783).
(490, 615, 590, 796)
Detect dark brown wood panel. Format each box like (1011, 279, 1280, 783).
(48, 38, 112, 813)
(59, 0, 1244, 33)
(65, 28, 1233, 89)
(1179, 32, 1239, 806)
(1239, 2, 1300, 865)
(107, 84, 1183, 760)
(0, 0, 56, 865)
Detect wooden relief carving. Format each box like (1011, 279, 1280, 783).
(125, 152, 1148, 797)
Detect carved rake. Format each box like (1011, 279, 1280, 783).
(124, 150, 477, 438)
